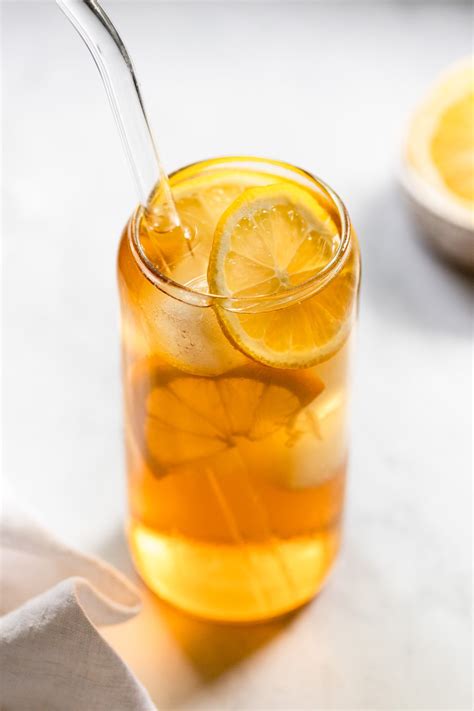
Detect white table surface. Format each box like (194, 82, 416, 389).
(2, 2, 472, 709)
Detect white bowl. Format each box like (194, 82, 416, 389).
(400, 163, 474, 271)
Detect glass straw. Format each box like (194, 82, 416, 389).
(56, 0, 181, 233)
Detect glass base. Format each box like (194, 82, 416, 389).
(128, 518, 341, 623)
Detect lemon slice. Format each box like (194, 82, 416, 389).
(173, 171, 262, 242)
(141, 169, 273, 283)
(431, 86, 473, 205)
(208, 183, 357, 368)
(403, 57, 474, 268)
(406, 58, 474, 212)
(129, 359, 324, 477)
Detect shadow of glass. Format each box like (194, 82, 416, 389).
(154, 594, 298, 682)
(98, 525, 298, 690)
(357, 182, 473, 337)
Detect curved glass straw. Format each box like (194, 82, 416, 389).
(56, 0, 181, 232)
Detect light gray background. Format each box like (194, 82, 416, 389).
(2, 2, 472, 710)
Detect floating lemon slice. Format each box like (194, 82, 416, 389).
(208, 183, 357, 368)
(173, 170, 267, 244)
(141, 169, 273, 282)
(403, 58, 474, 268)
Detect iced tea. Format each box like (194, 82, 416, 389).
(118, 157, 360, 622)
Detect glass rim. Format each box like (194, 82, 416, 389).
(129, 156, 352, 313)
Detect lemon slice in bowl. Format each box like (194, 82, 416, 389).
(402, 57, 474, 268)
(208, 183, 358, 369)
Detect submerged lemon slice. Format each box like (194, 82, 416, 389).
(130, 360, 324, 477)
(208, 183, 357, 368)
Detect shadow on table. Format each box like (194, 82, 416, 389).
(155, 594, 296, 683)
(99, 526, 299, 700)
(357, 183, 473, 337)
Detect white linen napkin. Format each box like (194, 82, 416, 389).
(0, 494, 156, 711)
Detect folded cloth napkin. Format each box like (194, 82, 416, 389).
(0, 493, 156, 711)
